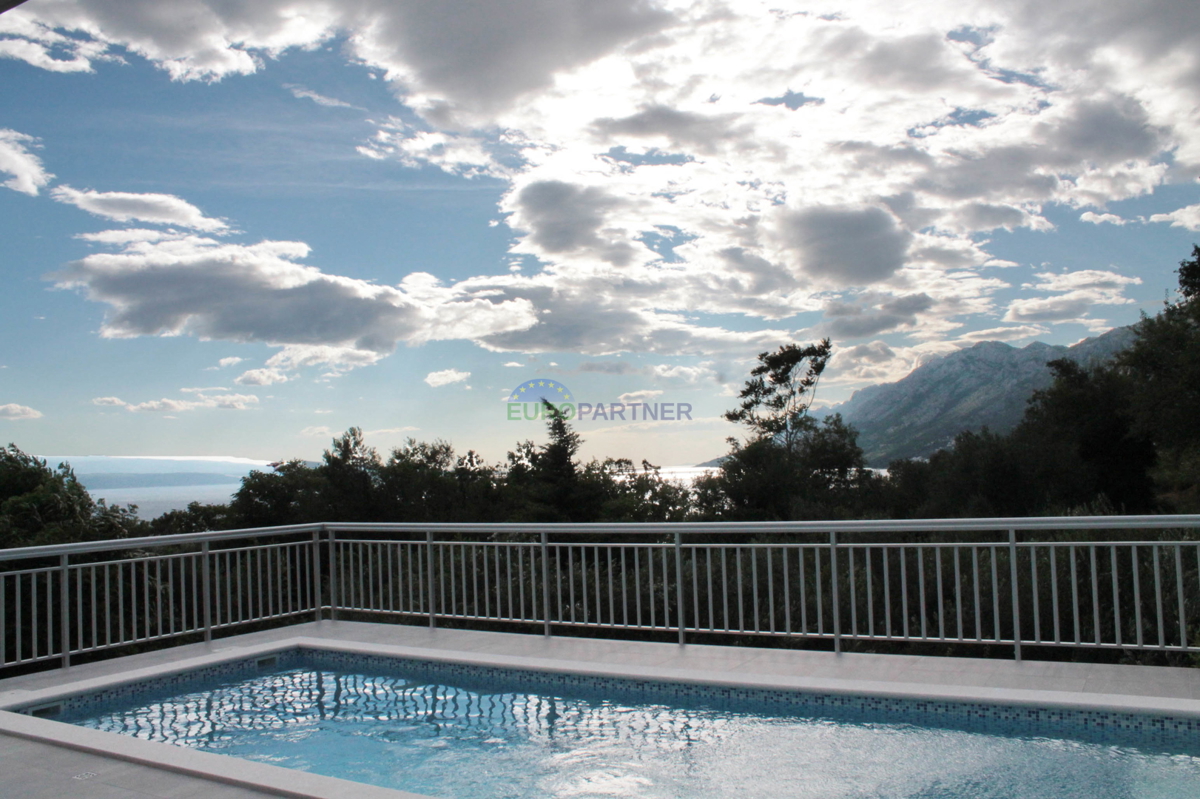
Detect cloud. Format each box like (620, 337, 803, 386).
(955, 325, 1049, 343)
(840, 341, 895, 364)
(503, 361, 524, 367)
(235, 368, 289, 386)
(91, 389, 259, 412)
(593, 105, 749, 155)
(1080, 211, 1127, 225)
(1149, 204, 1200, 231)
(12, 0, 1200, 370)
(0, 129, 53, 196)
(53, 231, 539, 375)
(51, 186, 230, 231)
(366, 426, 420, 435)
(777, 207, 913, 286)
(300, 425, 333, 437)
(509, 181, 640, 266)
(1004, 270, 1141, 324)
(0, 403, 43, 420)
(822, 293, 935, 338)
(0, 13, 105, 73)
(579, 360, 640, 375)
(218, 356, 244, 368)
(618, 389, 663, 403)
(284, 84, 360, 109)
(424, 368, 470, 387)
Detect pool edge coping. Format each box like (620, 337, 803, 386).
(5, 632, 1200, 721)
(0, 708, 430, 799)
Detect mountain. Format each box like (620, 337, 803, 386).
(826, 327, 1137, 467)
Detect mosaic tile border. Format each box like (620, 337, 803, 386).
(23, 645, 1200, 751)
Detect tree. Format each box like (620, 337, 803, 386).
(724, 339, 833, 453)
(504, 400, 592, 521)
(1016, 359, 1156, 513)
(0, 444, 139, 547)
(701, 340, 870, 520)
(1118, 244, 1200, 509)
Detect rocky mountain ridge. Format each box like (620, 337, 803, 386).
(824, 327, 1136, 466)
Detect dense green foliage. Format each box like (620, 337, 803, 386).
(3, 247, 1199, 542)
(0, 445, 139, 547)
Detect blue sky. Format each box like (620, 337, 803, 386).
(1, 0, 1199, 468)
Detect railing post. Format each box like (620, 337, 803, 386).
(675, 531, 686, 646)
(541, 532, 551, 638)
(59, 554, 70, 669)
(201, 541, 212, 643)
(427, 530, 437, 630)
(1010, 529, 1022, 662)
(311, 528, 322, 623)
(329, 530, 339, 622)
(831, 531, 841, 654)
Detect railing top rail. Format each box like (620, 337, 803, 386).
(0, 514, 1198, 563)
(322, 515, 1200, 536)
(0, 523, 325, 563)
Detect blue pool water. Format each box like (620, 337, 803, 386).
(55, 650, 1200, 799)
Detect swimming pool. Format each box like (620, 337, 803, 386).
(29, 647, 1200, 799)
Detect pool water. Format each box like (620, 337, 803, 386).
(63, 659, 1200, 799)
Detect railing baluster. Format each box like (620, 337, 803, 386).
(954, 546, 963, 642)
(751, 544, 760, 635)
(918, 546, 926, 640)
(767, 546, 776, 635)
(1111, 545, 1121, 648)
(1154, 545, 1165, 649)
(936, 546, 945, 640)
(59, 554, 69, 668)
(1030, 545, 1040, 644)
(1090, 545, 1100, 646)
(1009, 530, 1020, 660)
(1133, 545, 1143, 647)
(1176, 545, 1186, 649)
(1070, 546, 1081, 645)
(883, 546, 891, 638)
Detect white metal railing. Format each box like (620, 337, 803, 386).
(2, 516, 1199, 672)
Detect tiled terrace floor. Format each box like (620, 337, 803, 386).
(3, 620, 1200, 797)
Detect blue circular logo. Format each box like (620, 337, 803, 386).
(507, 378, 573, 403)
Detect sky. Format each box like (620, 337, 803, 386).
(1, 0, 1199, 469)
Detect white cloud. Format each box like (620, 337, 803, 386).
(91, 389, 258, 413)
(0, 403, 43, 420)
(1080, 211, 1127, 226)
(284, 83, 360, 109)
(235, 368, 289, 386)
(618, 389, 663, 403)
(954, 325, 1049, 343)
(1149, 204, 1200, 231)
(218, 356, 244, 368)
(300, 425, 334, 437)
(0, 11, 108, 73)
(0, 129, 53, 196)
(503, 361, 525, 368)
(425, 368, 471, 387)
(12, 0, 1200, 365)
(54, 231, 540, 375)
(51, 186, 229, 231)
(1005, 269, 1141, 324)
(76, 228, 187, 244)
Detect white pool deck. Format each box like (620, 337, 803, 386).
(2, 620, 1200, 798)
